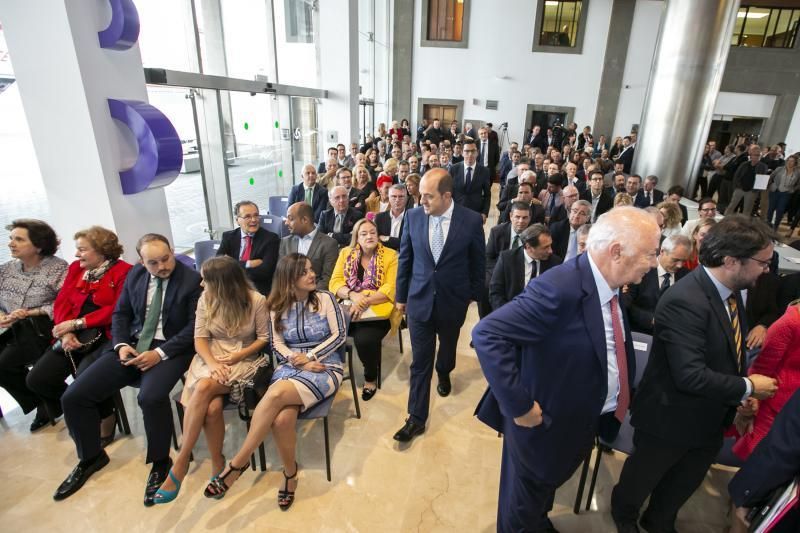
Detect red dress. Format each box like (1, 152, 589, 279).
(732, 305, 800, 459)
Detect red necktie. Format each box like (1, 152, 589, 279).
(610, 295, 630, 422)
(241, 235, 253, 262)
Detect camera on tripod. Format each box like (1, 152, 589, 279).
(499, 122, 509, 129)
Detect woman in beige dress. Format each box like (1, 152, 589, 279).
(153, 255, 268, 504)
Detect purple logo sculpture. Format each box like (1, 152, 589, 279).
(98, 0, 140, 50)
(108, 99, 183, 195)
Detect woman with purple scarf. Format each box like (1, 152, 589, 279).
(330, 218, 400, 401)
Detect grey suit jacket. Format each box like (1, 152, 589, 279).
(279, 231, 339, 290)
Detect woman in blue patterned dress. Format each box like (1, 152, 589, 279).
(204, 253, 346, 509)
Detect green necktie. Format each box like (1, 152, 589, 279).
(304, 187, 313, 205)
(512, 235, 521, 249)
(136, 277, 163, 353)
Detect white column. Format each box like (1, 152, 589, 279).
(317, 0, 359, 148)
(0, 0, 173, 262)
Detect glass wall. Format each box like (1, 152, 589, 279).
(732, 6, 800, 48)
(359, 0, 391, 138)
(137, 0, 199, 71)
(0, 23, 51, 264)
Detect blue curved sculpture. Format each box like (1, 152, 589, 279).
(98, 0, 140, 50)
(107, 99, 183, 195)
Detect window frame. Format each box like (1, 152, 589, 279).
(732, 5, 800, 49)
(531, 0, 590, 55)
(420, 0, 471, 49)
(285, 0, 314, 44)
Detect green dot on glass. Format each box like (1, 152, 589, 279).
(278, 170, 283, 177)
(274, 121, 279, 128)
(243, 122, 249, 130)
(249, 177, 254, 185)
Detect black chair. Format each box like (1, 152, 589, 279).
(268, 196, 289, 218)
(194, 240, 221, 271)
(573, 332, 652, 514)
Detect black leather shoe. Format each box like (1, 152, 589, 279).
(144, 457, 173, 507)
(436, 375, 452, 397)
(361, 386, 377, 401)
(53, 451, 110, 501)
(393, 419, 425, 443)
(613, 519, 640, 533)
(639, 516, 675, 533)
(29, 414, 51, 432)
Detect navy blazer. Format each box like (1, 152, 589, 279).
(287, 183, 328, 221)
(624, 266, 687, 333)
(729, 389, 800, 515)
(374, 209, 405, 251)
(111, 262, 202, 360)
(316, 207, 364, 246)
(633, 188, 664, 208)
(451, 162, 491, 216)
(216, 226, 280, 295)
(473, 252, 636, 485)
(489, 247, 562, 310)
(396, 204, 485, 322)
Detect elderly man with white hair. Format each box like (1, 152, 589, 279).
(474, 207, 661, 532)
(316, 185, 364, 247)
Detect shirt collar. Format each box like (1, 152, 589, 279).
(434, 200, 455, 221)
(657, 262, 668, 278)
(300, 228, 317, 241)
(523, 248, 536, 265)
(587, 251, 618, 305)
(703, 266, 733, 301)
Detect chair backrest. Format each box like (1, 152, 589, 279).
(260, 215, 287, 237)
(175, 254, 196, 270)
(194, 240, 221, 271)
(631, 332, 653, 388)
(269, 196, 290, 218)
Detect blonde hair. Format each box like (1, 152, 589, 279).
(657, 201, 682, 229)
(613, 192, 633, 207)
(201, 256, 255, 337)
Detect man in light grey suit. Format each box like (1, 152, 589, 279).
(279, 202, 339, 289)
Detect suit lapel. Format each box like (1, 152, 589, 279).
(579, 254, 609, 372)
(697, 269, 740, 368)
(137, 269, 151, 320)
(306, 232, 320, 258)
(232, 229, 242, 258)
(438, 203, 462, 261)
(512, 248, 526, 295)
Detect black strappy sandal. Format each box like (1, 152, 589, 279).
(278, 463, 298, 510)
(203, 461, 249, 499)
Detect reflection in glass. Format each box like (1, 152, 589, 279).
(426, 0, 464, 41)
(539, 0, 582, 47)
(733, 6, 799, 48)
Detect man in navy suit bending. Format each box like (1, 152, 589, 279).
(394, 168, 485, 443)
(473, 207, 661, 532)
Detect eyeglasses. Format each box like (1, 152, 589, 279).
(746, 256, 771, 269)
(237, 214, 260, 220)
(698, 207, 716, 213)
(463, 149, 477, 153)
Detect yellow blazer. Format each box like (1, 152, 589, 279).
(329, 244, 400, 329)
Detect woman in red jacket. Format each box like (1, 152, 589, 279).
(25, 226, 131, 437)
(733, 300, 800, 460)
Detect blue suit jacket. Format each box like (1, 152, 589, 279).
(396, 203, 485, 322)
(473, 253, 635, 485)
(111, 262, 203, 360)
(287, 183, 328, 221)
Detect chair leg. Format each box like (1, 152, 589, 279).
(258, 443, 267, 472)
(573, 450, 592, 514)
(346, 346, 361, 419)
(585, 442, 604, 511)
(377, 352, 382, 389)
(323, 416, 331, 482)
(114, 391, 131, 435)
(397, 327, 404, 354)
(173, 402, 192, 462)
(246, 420, 256, 471)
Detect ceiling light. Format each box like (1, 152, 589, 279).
(737, 11, 768, 19)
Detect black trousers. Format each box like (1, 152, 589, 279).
(349, 319, 390, 383)
(61, 346, 190, 463)
(0, 317, 53, 413)
(406, 302, 467, 424)
(611, 429, 720, 533)
(26, 340, 112, 420)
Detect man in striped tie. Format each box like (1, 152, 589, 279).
(612, 215, 779, 533)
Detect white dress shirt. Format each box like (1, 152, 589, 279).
(523, 248, 540, 281)
(390, 210, 405, 238)
(297, 228, 317, 256)
(657, 263, 673, 289)
(428, 200, 455, 254)
(587, 252, 625, 414)
(481, 140, 489, 166)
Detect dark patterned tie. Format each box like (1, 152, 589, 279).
(728, 294, 744, 372)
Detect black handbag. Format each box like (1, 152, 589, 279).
(52, 327, 105, 355)
(238, 358, 274, 418)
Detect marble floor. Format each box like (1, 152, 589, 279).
(0, 312, 736, 533)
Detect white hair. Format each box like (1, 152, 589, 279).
(587, 206, 659, 256)
(519, 170, 536, 183)
(328, 185, 347, 198)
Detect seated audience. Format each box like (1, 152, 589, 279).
(375, 184, 408, 250)
(287, 164, 327, 222)
(318, 157, 339, 189)
(767, 154, 799, 230)
(483, 201, 533, 317)
(635, 175, 664, 208)
(614, 192, 633, 208)
(684, 217, 717, 271)
(317, 146, 338, 173)
(489, 224, 562, 310)
(499, 176, 545, 225)
(539, 174, 564, 224)
(658, 201, 683, 237)
(0, 219, 68, 426)
(204, 253, 346, 508)
(582, 170, 614, 222)
(666, 185, 690, 223)
(382, 158, 399, 184)
(576, 223, 591, 255)
(318, 186, 364, 246)
(217, 200, 279, 295)
(353, 164, 377, 212)
(497, 161, 531, 214)
(729, 388, 800, 533)
(152, 256, 268, 504)
(55, 234, 202, 504)
(625, 174, 643, 204)
(335, 167, 364, 209)
(366, 176, 393, 214)
(330, 219, 399, 401)
(624, 234, 691, 333)
(682, 197, 717, 237)
(26, 226, 131, 434)
(405, 173, 422, 209)
(549, 199, 591, 261)
(366, 148, 382, 178)
(280, 202, 338, 290)
(550, 184, 579, 225)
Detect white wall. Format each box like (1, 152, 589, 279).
(785, 101, 800, 155)
(612, 0, 662, 140)
(410, 0, 614, 145)
(713, 92, 776, 118)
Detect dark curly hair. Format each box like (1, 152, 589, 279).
(6, 219, 60, 257)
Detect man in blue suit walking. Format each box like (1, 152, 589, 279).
(394, 168, 485, 443)
(473, 207, 661, 532)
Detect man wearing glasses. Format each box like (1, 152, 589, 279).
(216, 200, 280, 295)
(582, 170, 614, 222)
(681, 197, 718, 237)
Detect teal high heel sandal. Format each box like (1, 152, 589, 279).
(153, 470, 182, 504)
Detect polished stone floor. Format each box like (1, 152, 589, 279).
(0, 311, 737, 532)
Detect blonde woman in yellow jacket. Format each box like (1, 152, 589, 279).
(329, 218, 400, 400)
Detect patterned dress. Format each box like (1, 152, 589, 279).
(269, 290, 346, 411)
